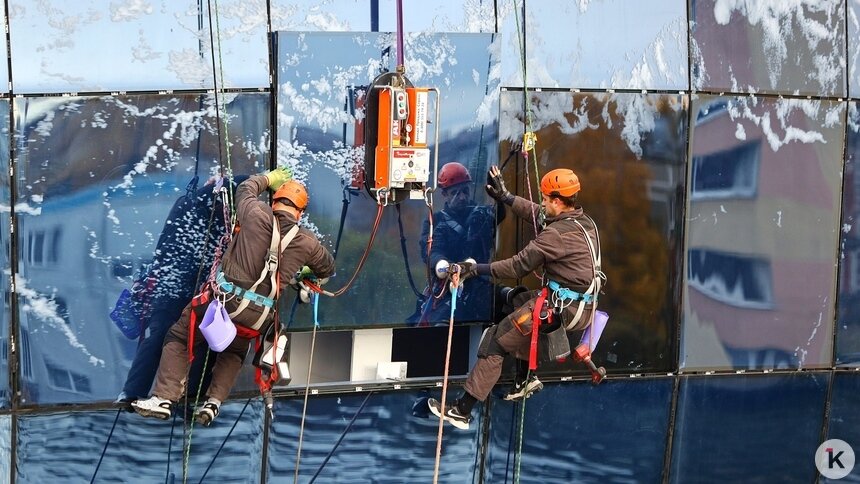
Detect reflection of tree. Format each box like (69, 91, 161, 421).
(499, 93, 684, 371)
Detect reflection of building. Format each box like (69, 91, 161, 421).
(686, 98, 838, 369)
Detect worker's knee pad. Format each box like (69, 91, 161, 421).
(477, 325, 504, 358)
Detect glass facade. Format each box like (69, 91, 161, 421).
(0, 1, 856, 483)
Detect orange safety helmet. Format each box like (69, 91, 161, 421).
(273, 180, 309, 210)
(540, 168, 581, 198)
(437, 162, 472, 188)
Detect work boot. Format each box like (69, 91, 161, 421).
(131, 396, 173, 420)
(195, 398, 221, 426)
(427, 398, 471, 430)
(503, 375, 543, 401)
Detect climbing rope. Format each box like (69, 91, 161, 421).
(432, 269, 461, 483)
(197, 398, 253, 484)
(308, 391, 374, 483)
(89, 408, 122, 484)
(293, 292, 321, 483)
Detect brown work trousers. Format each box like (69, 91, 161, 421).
(463, 289, 592, 401)
(152, 296, 253, 402)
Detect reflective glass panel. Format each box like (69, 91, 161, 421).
(691, 0, 846, 97)
(669, 373, 828, 483)
(850, 0, 860, 98)
(267, 391, 482, 481)
(8, 0, 268, 93)
(14, 93, 267, 405)
(520, 0, 688, 90)
(824, 373, 860, 483)
(837, 102, 860, 367)
(683, 95, 843, 371)
(0, 100, 9, 408)
(0, 1, 8, 93)
(16, 400, 264, 482)
(271, 0, 372, 31)
(0, 415, 8, 484)
(275, 31, 499, 328)
(484, 379, 672, 482)
(498, 90, 687, 374)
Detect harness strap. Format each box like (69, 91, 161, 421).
(563, 216, 603, 331)
(187, 290, 212, 362)
(529, 287, 550, 370)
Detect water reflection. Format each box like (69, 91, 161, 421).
(684, 95, 842, 371)
(14, 94, 266, 405)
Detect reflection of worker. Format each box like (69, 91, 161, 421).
(116, 177, 243, 403)
(412, 162, 504, 324)
(429, 167, 604, 429)
(132, 172, 335, 425)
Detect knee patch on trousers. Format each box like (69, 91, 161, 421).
(477, 326, 504, 358)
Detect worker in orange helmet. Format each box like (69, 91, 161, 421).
(412, 161, 506, 324)
(429, 165, 605, 430)
(133, 169, 335, 425)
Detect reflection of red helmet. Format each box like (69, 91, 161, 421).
(541, 168, 580, 197)
(273, 180, 308, 210)
(438, 162, 472, 188)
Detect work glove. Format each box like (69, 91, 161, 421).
(486, 167, 514, 205)
(296, 265, 314, 281)
(454, 258, 478, 281)
(265, 167, 292, 191)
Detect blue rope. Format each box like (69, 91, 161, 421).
(313, 291, 320, 327)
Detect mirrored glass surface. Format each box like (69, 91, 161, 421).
(16, 400, 264, 482)
(268, 391, 482, 481)
(271, 0, 372, 31)
(669, 373, 828, 483)
(518, 0, 687, 90)
(850, 0, 860, 98)
(691, 0, 846, 96)
(0, 1, 8, 93)
(8, 0, 268, 93)
(14, 93, 268, 405)
(498, 90, 687, 374)
(824, 373, 860, 484)
(484, 379, 672, 482)
(0, 100, 9, 408)
(0, 415, 8, 484)
(275, 31, 499, 328)
(683, 95, 843, 371)
(837, 102, 860, 367)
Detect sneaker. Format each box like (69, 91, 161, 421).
(131, 396, 173, 420)
(427, 398, 471, 430)
(195, 398, 221, 426)
(503, 375, 543, 401)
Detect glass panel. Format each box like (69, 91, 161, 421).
(0, 100, 9, 408)
(691, 0, 846, 97)
(0, 1, 8, 93)
(670, 373, 829, 483)
(14, 93, 268, 405)
(8, 0, 267, 93)
(850, 0, 860, 98)
(267, 391, 482, 481)
(499, 90, 687, 374)
(824, 373, 860, 483)
(271, 0, 372, 31)
(522, 0, 688, 90)
(683, 95, 843, 371)
(0, 415, 8, 484)
(16, 400, 263, 482)
(484, 379, 672, 482)
(377, 0, 495, 33)
(275, 31, 499, 328)
(837, 102, 860, 367)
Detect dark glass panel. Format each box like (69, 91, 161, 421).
(823, 373, 860, 483)
(16, 400, 263, 482)
(669, 373, 828, 483)
(0, 100, 9, 408)
(684, 95, 843, 370)
(0, 415, 8, 483)
(267, 391, 481, 482)
(484, 379, 672, 482)
(274, 31, 499, 328)
(498, 90, 687, 374)
(837, 102, 860, 367)
(691, 0, 846, 96)
(14, 93, 267, 405)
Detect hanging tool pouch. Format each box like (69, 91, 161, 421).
(252, 322, 290, 382)
(539, 314, 571, 363)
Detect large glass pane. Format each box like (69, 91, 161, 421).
(850, 0, 860, 98)
(498, 90, 687, 374)
(669, 373, 829, 483)
(271, 0, 372, 31)
(484, 379, 672, 482)
(0, 415, 8, 484)
(0, 100, 9, 409)
(275, 31, 499, 328)
(691, 0, 846, 97)
(837, 102, 860, 367)
(267, 391, 482, 481)
(683, 95, 843, 371)
(518, 0, 687, 90)
(8, 0, 268, 93)
(16, 400, 263, 482)
(14, 93, 267, 405)
(824, 373, 860, 483)
(0, 1, 8, 93)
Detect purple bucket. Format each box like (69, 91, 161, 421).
(579, 310, 609, 352)
(199, 299, 236, 352)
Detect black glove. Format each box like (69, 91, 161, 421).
(455, 259, 477, 280)
(486, 169, 514, 205)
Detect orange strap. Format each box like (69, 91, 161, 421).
(187, 290, 212, 362)
(529, 288, 550, 370)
